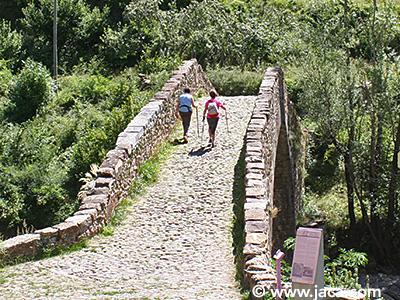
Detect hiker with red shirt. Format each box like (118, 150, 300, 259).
(203, 90, 226, 148)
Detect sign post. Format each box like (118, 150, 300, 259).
(291, 227, 325, 300)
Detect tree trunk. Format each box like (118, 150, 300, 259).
(344, 152, 356, 227)
(385, 116, 400, 255)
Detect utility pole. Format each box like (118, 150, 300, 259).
(53, 0, 58, 86)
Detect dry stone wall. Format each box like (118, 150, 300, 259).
(242, 67, 305, 296)
(0, 58, 213, 260)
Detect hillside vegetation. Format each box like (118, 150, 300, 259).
(0, 0, 400, 268)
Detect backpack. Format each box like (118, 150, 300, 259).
(207, 101, 219, 115)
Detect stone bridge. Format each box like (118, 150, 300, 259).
(0, 59, 305, 299)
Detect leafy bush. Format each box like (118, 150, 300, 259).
(0, 20, 22, 68)
(7, 59, 56, 123)
(206, 67, 263, 96)
(0, 61, 13, 120)
(325, 248, 368, 289)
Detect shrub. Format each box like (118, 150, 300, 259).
(0, 20, 22, 68)
(325, 248, 368, 289)
(0, 61, 13, 120)
(7, 59, 55, 123)
(206, 67, 263, 96)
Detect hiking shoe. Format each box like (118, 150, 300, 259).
(183, 136, 188, 143)
(212, 141, 216, 148)
(208, 138, 212, 145)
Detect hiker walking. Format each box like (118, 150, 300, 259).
(176, 87, 197, 143)
(203, 90, 226, 148)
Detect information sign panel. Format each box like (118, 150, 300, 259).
(291, 227, 322, 285)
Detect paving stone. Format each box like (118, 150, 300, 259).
(0, 96, 256, 300)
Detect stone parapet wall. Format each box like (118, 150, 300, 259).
(242, 67, 304, 297)
(0, 59, 213, 260)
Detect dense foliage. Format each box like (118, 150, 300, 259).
(0, 0, 400, 269)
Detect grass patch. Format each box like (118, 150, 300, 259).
(298, 184, 351, 228)
(38, 238, 90, 260)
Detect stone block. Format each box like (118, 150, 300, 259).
(153, 91, 170, 101)
(245, 209, 267, 221)
(159, 89, 174, 99)
(244, 201, 267, 210)
(105, 201, 117, 221)
(99, 158, 124, 178)
(53, 222, 80, 242)
(128, 115, 151, 129)
(118, 130, 141, 144)
(246, 131, 262, 140)
(246, 144, 263, 153)
(35, 227, 59, 244)
(105, 148, 128, 160)
(246, 162, 265, 172)
(245, 155, 263, 163)
(116, 144, 133, 156)
(125, 124, 145, 136)
(136, 108, 157, 122)
(243, 243, 266, 256)
(252, 113, 268, 120)
(74, 208, 98, 221)
(247, 141, 263, 149)
(86, 187, 110, 196)
(245, 221, 268, 233)
(81, 195, 108, 209)
(245, 187, 266, 198)
(245, 233, 268, 246)
(116, 136, 139, 150)
(95, 177, 115, 188)
(246, 150, 263, 157)
(245, 173, 264, 181)
(96, 166, 114, 177)
(252, 273, 276, 282)
(249, 119, 266, 128)
(146, 99, 163, 107)
(1, 234, 41, 258)
(246, 179, 264, 188)
(65, 215, 93, 234)
(163, 81, 179, 92)
(247, 124, 264, 132)
(79, 201, 102, 212)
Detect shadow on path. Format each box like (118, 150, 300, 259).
(232, 142, 247, 289)
(188, 146, 212, 156)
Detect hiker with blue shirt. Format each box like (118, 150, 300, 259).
(176, 87, 197, 143)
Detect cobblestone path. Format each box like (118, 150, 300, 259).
(0, 96, 256, 300)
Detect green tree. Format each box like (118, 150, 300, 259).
(21, 0, 109, 72)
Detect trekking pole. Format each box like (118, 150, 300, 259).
(225, 111, 229, 133)
(196, 107, 199, 137)
(201, 116, 205, 142)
